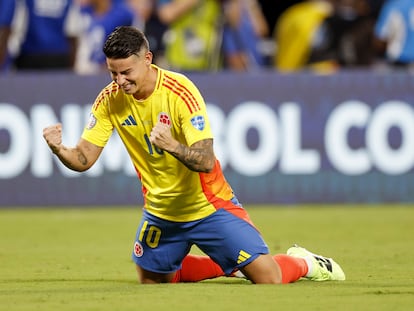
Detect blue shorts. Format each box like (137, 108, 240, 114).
(131, 208, 269, 275)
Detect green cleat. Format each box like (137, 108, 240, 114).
(287, 244, 346, 281)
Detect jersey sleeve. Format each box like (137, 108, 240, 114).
(177, 76, 213, 147)
(81, 89, 114, 147)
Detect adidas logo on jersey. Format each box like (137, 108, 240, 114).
(122, 115, 137, 126)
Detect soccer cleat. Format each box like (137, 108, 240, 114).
(232, 270, 246, 278)
(287, 244, 346, 281)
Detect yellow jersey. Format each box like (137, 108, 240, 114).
(82, 65, 235, 221)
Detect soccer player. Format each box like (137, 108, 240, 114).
(43, 26, 345, 284)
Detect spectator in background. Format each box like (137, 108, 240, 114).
(74, 0, 136, 74)
(273, 0, 335, 72)
(373, 0, 414, 69)
(127, 0, 167, 66)
(256, 0, 303, 39)
(222, 0, 269, 71)
(12, 0, 83, 70)
(156, 0, 224, 72)
(323, 0, 375, 67)
(274, 0, 376, 72)
(125, 0, 151, 31)
(0, 0, 16, 72)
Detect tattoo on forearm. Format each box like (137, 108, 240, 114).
(56, 146, 89, 171)
(77, 150, 88, 166)
(170, 139, 215, 172)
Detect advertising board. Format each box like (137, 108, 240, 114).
(1, 71, 413, 205)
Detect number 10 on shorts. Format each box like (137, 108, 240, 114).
(138, 220, 162, 248)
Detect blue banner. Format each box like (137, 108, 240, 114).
(1, 71, 414, 206)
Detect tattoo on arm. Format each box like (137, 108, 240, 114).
(170, 139, 215, 172)
(55, 146, 90, 171)
(77, 150, 88, 166)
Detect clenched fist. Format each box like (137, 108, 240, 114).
(149, 122, 178, 153)
(43, 123, 63, 154)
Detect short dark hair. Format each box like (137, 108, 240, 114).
(103, 26, 149, 59)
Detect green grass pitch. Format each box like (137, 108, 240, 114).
(0, 205, 413, 311)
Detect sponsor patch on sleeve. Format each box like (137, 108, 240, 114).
(86, 113, 97, 130)
(190, 115, 205, 131)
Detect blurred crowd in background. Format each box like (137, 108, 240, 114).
(0, 0, 413, 75)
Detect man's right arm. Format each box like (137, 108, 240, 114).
(43, 123, 103, 172)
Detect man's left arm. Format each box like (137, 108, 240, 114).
(149, 122, 215, 172)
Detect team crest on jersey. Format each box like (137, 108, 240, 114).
(190, 115, 205, 131)
(158, 112, 171, 127)
(134, 241, 144, 257)
(86, 113, 97, 130)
